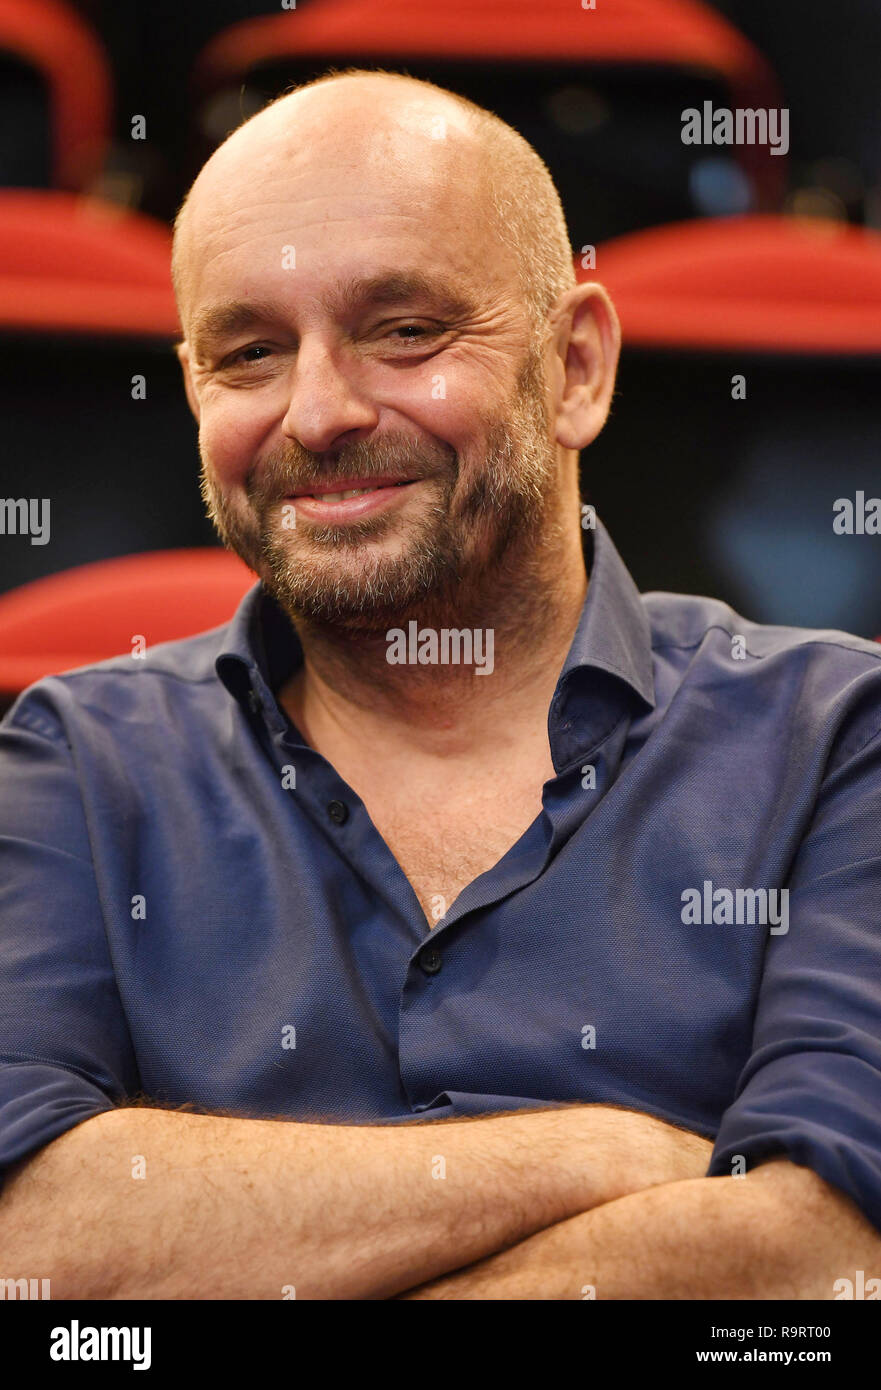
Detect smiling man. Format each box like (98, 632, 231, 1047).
(1, 70, 881, 1301)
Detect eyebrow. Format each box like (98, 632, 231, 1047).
(188, 301, 281, 355)
(187, 271, 475, 355)
(323, 271, 475, 320)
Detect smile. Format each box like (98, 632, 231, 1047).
(285, 479, 419, 521)
(306, 481, 413, 502)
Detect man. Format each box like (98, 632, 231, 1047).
(1, 70, 880, 1300)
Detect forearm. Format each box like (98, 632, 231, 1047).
(0, 1101, 709, 1300)
(400, 1156, 881, 1299)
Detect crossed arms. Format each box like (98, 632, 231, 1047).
(1, 1100, 878, 1299)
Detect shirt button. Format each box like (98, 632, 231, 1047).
(327, 799, 349, 825)
(419, 946, 442, 975)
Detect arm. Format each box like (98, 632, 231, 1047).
(399, 703, 881, 1301)
(398, 1156, 881, 1299)
(0, 1101, 712, 1300)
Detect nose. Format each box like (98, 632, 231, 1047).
(280, 336, 378, 453)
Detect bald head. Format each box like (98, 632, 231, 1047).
(172, 69, 575, 337)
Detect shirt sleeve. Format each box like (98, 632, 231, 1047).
(707, 718, 881, 1233)
(0, 685, 138, 1185)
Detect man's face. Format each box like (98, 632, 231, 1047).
(179, 103, 561, 629)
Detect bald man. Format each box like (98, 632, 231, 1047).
(1, 71, 881, 1301)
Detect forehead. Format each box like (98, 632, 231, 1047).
(179, 112, 511, 324)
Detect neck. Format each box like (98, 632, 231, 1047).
(277, 511, 588, 763)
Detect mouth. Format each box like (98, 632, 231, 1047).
(283, 477, 421, 523)
(290, 476, 417, 501)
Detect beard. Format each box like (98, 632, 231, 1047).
(199, 341, 558, 632)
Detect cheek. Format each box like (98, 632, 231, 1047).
(197, 395, 269, 487)
(388, 368, 477, 453)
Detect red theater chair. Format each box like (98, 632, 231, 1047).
(0, 0, 112, 191)
(195, 0, 778, 116)
(0, 189, 178, 338)
(0, 549, 256, 704)
(189, 0, 785, 241)
(579, 214, 881, 355)
(578, 214, 881, 635)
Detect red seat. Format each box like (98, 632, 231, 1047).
(197, 0, 775, 99)
(0, 0, 112, 190)
(0, 189, 178, 338)
(579, 215, 881, 354)
(193, 0, 784, 208)
(0, 549, 257, 696)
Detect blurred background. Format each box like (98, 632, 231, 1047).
(0, 0, 879, 703)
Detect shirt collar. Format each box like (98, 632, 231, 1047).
(215, 516, 655, 724)
(215, 577, 302, 716)
(559, 518, 655, 707)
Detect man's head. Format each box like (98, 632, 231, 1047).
(173, 69, 619, 631)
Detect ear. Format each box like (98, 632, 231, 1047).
(175, 341, 201, 424)
(549, 281, 621, 451)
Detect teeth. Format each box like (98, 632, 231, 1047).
(312, 487, 378, 502)
(299, 481, 414, 503)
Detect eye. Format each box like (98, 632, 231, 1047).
(224, 344, 274, 367)
(382, 322, 445, 349)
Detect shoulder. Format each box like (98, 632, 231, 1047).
(641, 590, 881, 757)
(643, 589, 881, 667)
(1, 624, 232, 749)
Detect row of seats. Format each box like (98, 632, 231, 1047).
(6, 190, 881, 351)
(5, 0, 785, 233)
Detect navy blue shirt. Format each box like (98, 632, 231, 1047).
(2, 522, 881, 1231)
